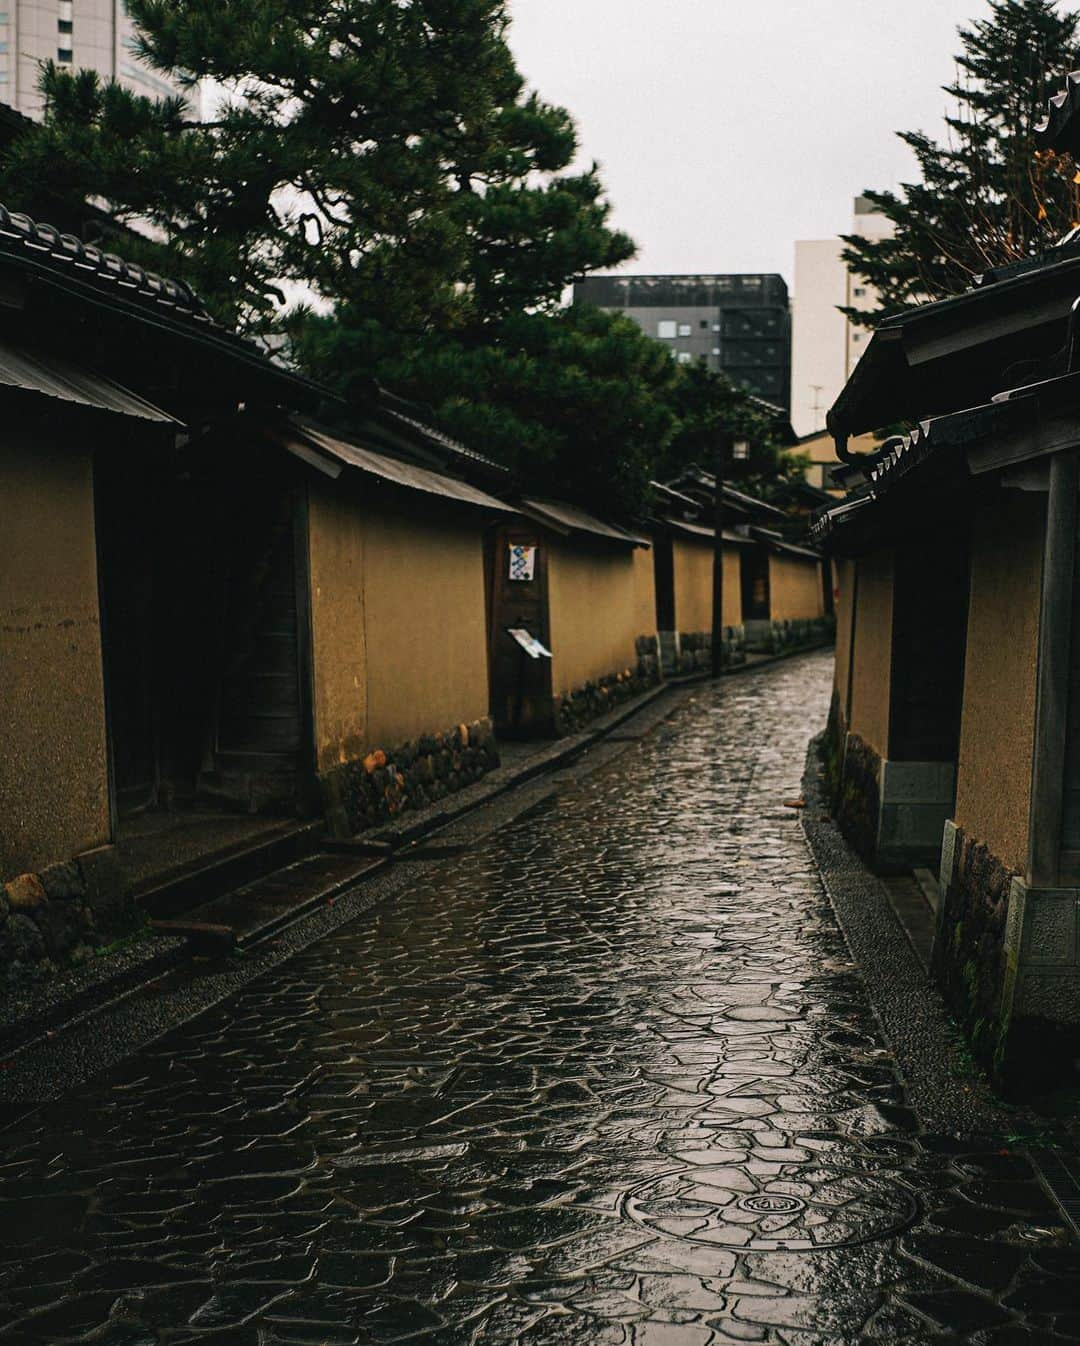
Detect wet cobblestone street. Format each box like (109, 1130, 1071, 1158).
(3, 652, 1080, 1345)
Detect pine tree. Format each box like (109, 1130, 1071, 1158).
(0, 1, 777, 516)
(652, 362, 802, 498)
(0, 1, 632, 335)
(843, 0, 1080, 322)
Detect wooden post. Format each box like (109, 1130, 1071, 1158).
(1029, 449, 1079, 887)
(711, 433, 732, 678)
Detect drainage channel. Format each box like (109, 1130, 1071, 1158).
(1026, 1147, 1080, 1242)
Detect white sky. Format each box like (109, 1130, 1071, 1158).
(506, 0, 997, 285)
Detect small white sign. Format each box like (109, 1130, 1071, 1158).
(508, 544, 536, 581)
(507, 628, 552, 659)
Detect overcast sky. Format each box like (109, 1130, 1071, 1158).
(506, 0, 996, 286)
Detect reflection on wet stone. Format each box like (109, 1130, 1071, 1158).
(2, 653, 1080, 1342)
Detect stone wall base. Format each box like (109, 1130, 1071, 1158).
(744, 616, 835, 655)
(936, 820, 1080, 1088)
(0, 845, 136, 987)
(555, 640, 662, 735)
(878, 760, 955, 870)
(320, 717, 500, 838)
(835, 737, 954, 873)
(835, 732, 882, 867)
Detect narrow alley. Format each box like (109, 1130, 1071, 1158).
(1, 653, 1077, 1345)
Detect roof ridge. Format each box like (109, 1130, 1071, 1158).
(0, 202, 213, 325)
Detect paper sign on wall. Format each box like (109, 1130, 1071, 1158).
(507, 628, 552, 659)
(508, 544, 537, 581)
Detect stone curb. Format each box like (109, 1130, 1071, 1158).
(0, 931, 188, 1064)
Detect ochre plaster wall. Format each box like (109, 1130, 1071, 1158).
(955, 490, 1045, 872)
(848, 548, 894, 759)
(307, 479, 490, 772)
(548, 540, 642, 693)
(723, 545, 745, 630)
(631, 545, 658, 644)
(833, 558, 855, 723)
(1, 427, 110, 878)
(769, 554, 825, 621)
(672, 537, 713, 634)
(671, 538, 744, 633)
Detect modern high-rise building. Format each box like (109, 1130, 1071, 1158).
(0, 1, 189, 118)
(789, 197, 893, 438)
(572, 273, 792, 410)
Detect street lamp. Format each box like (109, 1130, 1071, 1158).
(712, 433, 751, 677)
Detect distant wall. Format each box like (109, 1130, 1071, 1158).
(848, 548, 894, 759)
(954, 490, 1044, 872)
(631, 545, 658, 644)
(769, 553, 825, 622)
(671, 536, 744, 633)
(672, 536, 713, 633)
(307, 477, 490, 771)
(548, 540, 642, 693)
(1, 424, 110, 878)
(722, 544, 744, 629)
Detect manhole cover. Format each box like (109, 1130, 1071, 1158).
(619, 1165, 918, 1252)
(738, 1193, 806, 1215)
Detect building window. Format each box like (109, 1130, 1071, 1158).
(657, 320, 676, 339)
(57, 47, 73, 62)
(0, 40, 7, 52)
(58, 18, 73, 34)
(853, 286, 866, 298)
(711, 347, 721, 356)
(677, 351, 692, 365)
(699, 319, 708, 329)
(678, 323, 692, 337)
(0, 71, 8, 83)
(712, 323, 721, 332)
(852, 332, 862, 344)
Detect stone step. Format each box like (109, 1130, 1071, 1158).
(135, 820, 325, 921)
(150, 850, 388, 951)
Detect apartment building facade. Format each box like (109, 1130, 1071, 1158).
(1, 1, 187, 117)
(789, 197, 892, 438)
(573, 272, 792, 410)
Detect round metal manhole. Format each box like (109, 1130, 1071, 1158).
(737, 1193, 806, 1216)
(619, 1165, 918, 1252)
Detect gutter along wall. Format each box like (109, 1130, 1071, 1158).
(1, 419, 110, 878)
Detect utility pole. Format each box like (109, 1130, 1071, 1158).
(711, 432, 733, 678)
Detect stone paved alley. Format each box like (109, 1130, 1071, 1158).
(2, 651, 1080, 1346)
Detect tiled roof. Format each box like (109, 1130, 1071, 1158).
(810, 396, 1029, 544)
(0, 203, 213, 325)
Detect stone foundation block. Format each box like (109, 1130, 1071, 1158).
(877, 761, 955, 869)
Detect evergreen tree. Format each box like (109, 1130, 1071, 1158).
(843, 0, 1080, 322)
(653, 362, 803, 499)
(0, 1, 632, 335)
(0, 1, 782, 516)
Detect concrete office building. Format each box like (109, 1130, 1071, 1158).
(789, 197, 893, 438)
(0, 1, 189, 118)
(573, 273, 791, 410)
